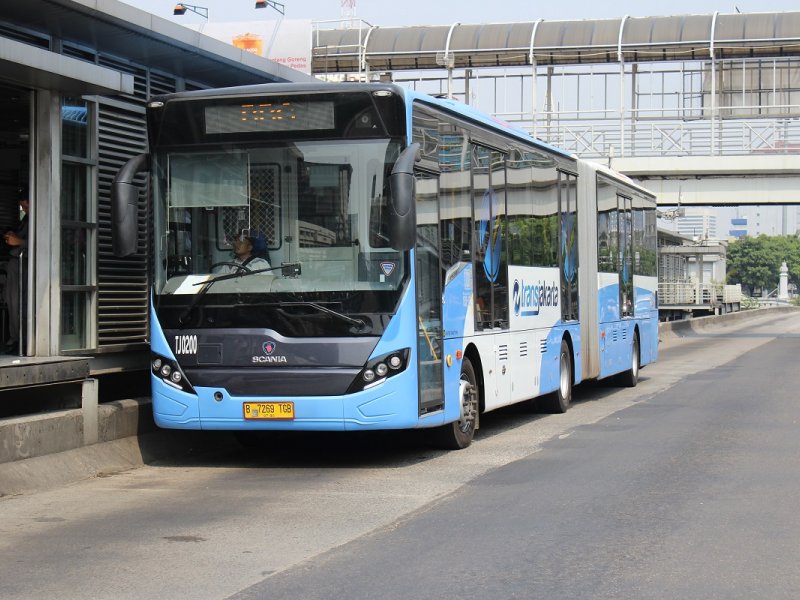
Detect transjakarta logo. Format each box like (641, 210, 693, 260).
(513, 279, 559, 317)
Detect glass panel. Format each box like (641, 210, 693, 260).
(217, 163, 281, 250)
(532, 162, 559, 268)
(472, 145, 493, 330)
(61, 228, 88, 286)
(62, 97, 89, 158)
(597, 178, 619, 272)
(169, 153, 249, 208)
(620, 195, 633, 317)
(416, 171, 443, 412)
(61, 162, 87, 222)
(645, 204, 658, 277)
(490, 151, 508, 329)
(155, 140, 405, 295)
(506, 148, 531, 266)
(61, 291, 87, 350)
(632, 202, 645, 275)
(151, 139, 407, 337)
(438, 126, 472, 271)
(559, 172, 579, 322)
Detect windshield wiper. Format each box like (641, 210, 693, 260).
(278, 301, 366, 331)
(177, 263, 295, 327)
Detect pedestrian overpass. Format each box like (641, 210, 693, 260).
(312, 11, 800, 206)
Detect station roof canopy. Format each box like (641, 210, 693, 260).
(312, 12, 800, 73)
(1, 0, 312, 93)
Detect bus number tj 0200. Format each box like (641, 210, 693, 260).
(175, 335, 198, 355)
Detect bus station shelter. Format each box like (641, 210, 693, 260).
(0, 1, 309, 401)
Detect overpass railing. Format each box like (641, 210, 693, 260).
(659, 282, 742, 306)
(500, 110, 800, 160)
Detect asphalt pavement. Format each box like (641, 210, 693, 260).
(1, 311, 799, 599)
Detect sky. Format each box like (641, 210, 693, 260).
(122, 0, 800, 26)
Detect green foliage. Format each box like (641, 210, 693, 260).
(727, 234, 800, 293)
(741, 295, 760, 309)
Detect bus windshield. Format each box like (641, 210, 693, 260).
(152, 138, 407, 334)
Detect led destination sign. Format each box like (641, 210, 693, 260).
(205, 100, 335, 134)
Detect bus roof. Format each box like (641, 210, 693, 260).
(149, 82, 574, 161)
(584, 159, 656, 200)
(403, 88, 573, 161)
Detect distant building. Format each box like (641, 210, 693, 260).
(675, 208, 718, 240)
(729, 217, 749, 239)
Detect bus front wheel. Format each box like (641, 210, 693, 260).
(433, 358, 479, 450)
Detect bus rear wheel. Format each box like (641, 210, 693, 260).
(543, 339, 572, 414)
(433, 358, 478, 450)
(617, 333, 640, 388)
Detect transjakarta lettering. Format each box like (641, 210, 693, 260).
(513, 279, 559, 316)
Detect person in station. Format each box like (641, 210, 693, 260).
(216, 233, 270, 274)
(3, 187, 29, 354)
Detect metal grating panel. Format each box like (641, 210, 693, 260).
(220, 164, 280, 248)
(97, 55, 148, 104)
(96, 101, 149, 349)
(149, 71, 178, 97)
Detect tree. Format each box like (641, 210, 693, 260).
(727, 234, 800, 295)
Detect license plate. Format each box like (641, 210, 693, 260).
(243, 402, 294, 420)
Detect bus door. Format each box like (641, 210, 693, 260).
(472, 145, 510, 401)
(618, 194, 633, 318)
(558, 170, 579, 323)
(415, 169, 444, 413)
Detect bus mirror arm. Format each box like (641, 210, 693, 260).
(388, 143, 420, 252)
(111, 153, 149, 257)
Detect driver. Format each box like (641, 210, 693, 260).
(216, 235, 271, 274)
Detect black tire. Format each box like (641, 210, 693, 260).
(543, 339, 572, 414)
(210, 261, 251, 273)
(617, 333, 640, 388)
(432, 358, 479, 450)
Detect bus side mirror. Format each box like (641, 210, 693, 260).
(111, 153, 149, 257)
(388, 143, 420, 252)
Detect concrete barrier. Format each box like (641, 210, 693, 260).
(0, 396, 155, 466)
(659, 305, 799, 340)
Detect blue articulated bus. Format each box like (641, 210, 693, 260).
(111, 82, 658, 449)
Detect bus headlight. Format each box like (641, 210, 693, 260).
(348, 348, 410, 393)
(151, 353, 195, 394)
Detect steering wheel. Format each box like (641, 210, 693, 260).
(211, 262, 252, 274)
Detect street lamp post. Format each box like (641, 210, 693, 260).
(255, 1, 285, 14)
(173, 3, 209, 18)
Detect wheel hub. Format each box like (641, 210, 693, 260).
(457, 378, 477, 433)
